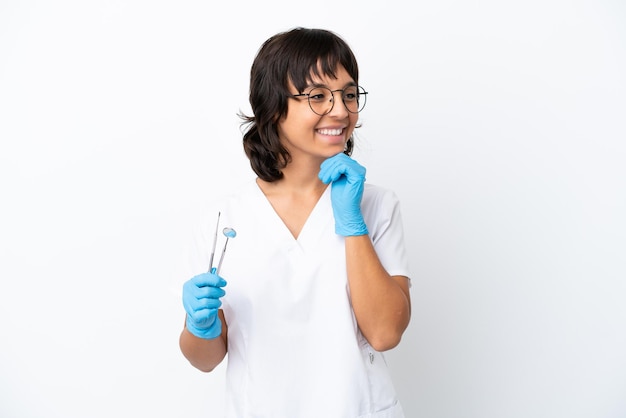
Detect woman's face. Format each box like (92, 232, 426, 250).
(277, 65, 359, 164)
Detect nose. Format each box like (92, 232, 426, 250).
(327, 90, 349, 117)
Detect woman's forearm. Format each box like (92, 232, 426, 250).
(179, 312, 228, 372)
(345, 235, 411, 351)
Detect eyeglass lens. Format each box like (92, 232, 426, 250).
(307, 86, 367, 115)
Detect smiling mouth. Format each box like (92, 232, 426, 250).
(317, 128, 343, 136)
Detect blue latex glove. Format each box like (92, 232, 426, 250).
(182, 268, 227, 339)
(318, 153, 369, 236)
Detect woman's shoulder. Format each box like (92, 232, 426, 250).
(363, 183, 401, 206)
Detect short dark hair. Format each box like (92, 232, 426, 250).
(240, 27, 360, 182)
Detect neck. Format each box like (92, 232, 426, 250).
(285, 151, 328, 183)
(258, 157, 327, 196)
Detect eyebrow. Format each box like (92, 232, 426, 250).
(306, 80, 357, 90)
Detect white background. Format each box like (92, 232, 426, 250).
(1, 1, 625, 417)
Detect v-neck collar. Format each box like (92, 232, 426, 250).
(252, 179, 332, 246)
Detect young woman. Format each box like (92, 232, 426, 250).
(180, 27, 412, 417)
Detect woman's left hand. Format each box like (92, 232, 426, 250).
(318, 153, 368, 236)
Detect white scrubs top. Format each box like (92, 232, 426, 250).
(185, 179, 411, 418)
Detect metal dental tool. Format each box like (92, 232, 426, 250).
(216, 227, 237, 275)
(208, 212, 221, 272)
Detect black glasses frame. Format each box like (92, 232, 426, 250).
(288, 85, 368, 115)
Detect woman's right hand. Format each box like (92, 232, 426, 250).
(182, 268, 227, 339)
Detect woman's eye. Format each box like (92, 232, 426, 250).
(309, 93, 327, 101)
(307, 87, 330, 102)
(343, 87, 358, 101)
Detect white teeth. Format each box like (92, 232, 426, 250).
(318, 128, 343, 136)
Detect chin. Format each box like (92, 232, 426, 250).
(325, 145, 346, 157)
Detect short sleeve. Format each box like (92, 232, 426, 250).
(362, 185, 412, 280)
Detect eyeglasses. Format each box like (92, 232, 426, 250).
(289, 85, 368, 115)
